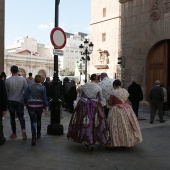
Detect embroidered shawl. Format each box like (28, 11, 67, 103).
(111, 87, 129, 103)
(81, 82, 102, 98)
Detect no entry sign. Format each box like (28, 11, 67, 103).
(50, 27, 66, 49)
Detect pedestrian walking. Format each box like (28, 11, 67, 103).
(5, 65, 28, 141)
(160, 83, 168, 114)
(0, 71, 7, 120)
(24, 75, 48, 146)
(44, 77, 52, 103)
(0, 71, 7, 81)
(67, 74, 110, 150)
(149, 80, 165, 124)
(107, 79, 143, 148)
(26, 72, 34, 85)
(128, 78, 143, 118)
(68, 80, 77, 113)
(0, 79, 8, 145)
(98, 73, 114, 118)
(62, 77, 72, 111)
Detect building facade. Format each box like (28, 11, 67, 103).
(90, 0, 170, 103)
(5, 36, 54, 78)
(2, 0, 170, 102)
(119, 0, 170, 102)
(5, 34, 87, 79)
(89, 0, 120, 79)
(61, 32, 87, 72)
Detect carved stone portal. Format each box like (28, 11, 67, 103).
(150, 0, 170, 21)
(151, 0, 160, 20)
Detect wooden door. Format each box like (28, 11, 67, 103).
(147, 41, 168, 98)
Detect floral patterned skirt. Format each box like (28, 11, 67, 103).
(108, 105, 143, 147)
(67, 99, 110, 145)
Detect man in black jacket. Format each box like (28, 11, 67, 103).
(0, 79, 8, 145)
(128, 78, 143, 118)
(149, 80, 165, 124)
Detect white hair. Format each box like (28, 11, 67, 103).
(155, 80, 160, 85)
(132, 78, 136, 83)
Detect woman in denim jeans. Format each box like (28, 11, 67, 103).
(24, 75, 48, 146)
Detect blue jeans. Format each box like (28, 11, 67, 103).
(27, 107, 43, 136)
(8, 101, 25, 133)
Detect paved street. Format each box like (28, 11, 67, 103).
(0, 106, 170, 170)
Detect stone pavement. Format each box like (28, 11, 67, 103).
(0, 106, 170, 170)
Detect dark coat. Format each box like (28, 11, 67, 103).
(128, 82, 143, 102)
(0, 79, 8, 111)
(68, 86, 77, 101)
(149, 85, 164, 102)
(44, 81, 51, 98)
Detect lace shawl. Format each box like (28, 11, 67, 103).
(81, 82, 102, 98)
(111, 87, 129, 103)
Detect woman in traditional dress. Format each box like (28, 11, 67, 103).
(67, 74, 110, 150)
(107, 79, 143, 148)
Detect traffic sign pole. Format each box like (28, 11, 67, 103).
(47, 0, 65, 136)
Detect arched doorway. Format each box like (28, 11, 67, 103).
(147, 40, 170, 103)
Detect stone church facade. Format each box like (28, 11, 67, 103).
(119, 0, 170, 101)
(90, 0, 170, 103)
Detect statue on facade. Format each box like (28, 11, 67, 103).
(98, 50, 109, 65)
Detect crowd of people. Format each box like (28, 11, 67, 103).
(0, 65, 169, 150)
(67, 75, 169, 150)
(67, 74, 143, 150)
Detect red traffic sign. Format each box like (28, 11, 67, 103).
(50, 27, 66, 49)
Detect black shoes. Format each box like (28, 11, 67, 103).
(150, 120, 165, 124)
(0, 137, 6, 145)
(160, 120, 165, 123)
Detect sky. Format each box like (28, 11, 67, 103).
(5, 0, 91, 45)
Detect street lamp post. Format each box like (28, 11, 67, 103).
(78, 63, 83, 84)
(47, 0, 63, 135)
(79, 39, 94, 83)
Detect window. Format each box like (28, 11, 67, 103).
(102, 33, 106, 42)
(103, 8, 106, 17)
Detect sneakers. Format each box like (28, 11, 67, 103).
(22, 131, 27, 141)
(9, 132, 27, 141)
(10, 133, 17, 139)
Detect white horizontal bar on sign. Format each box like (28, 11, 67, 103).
(53, 49, 64, 56)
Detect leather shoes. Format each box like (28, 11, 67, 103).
(160, 120, 165, 123)
(150, 121, 153, 124)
